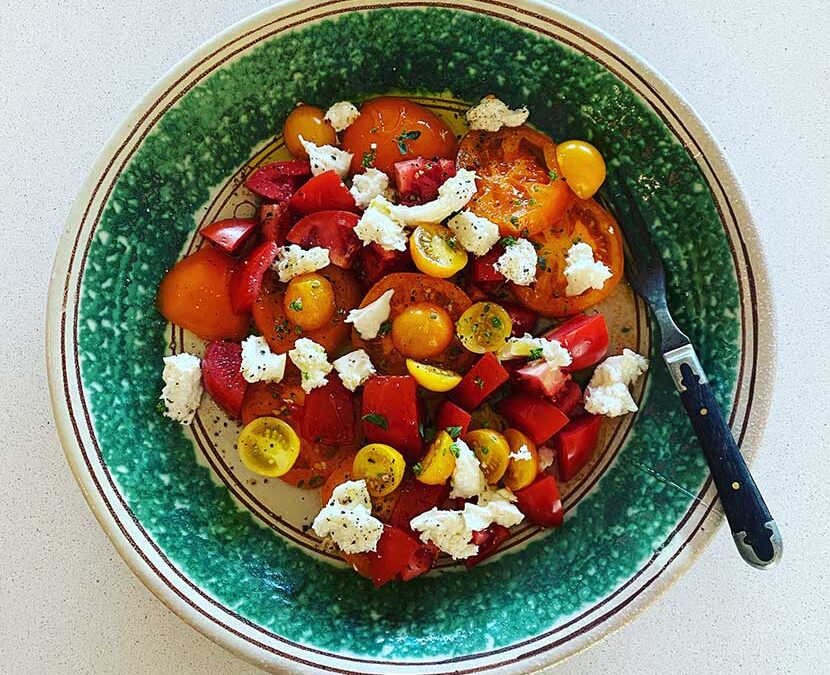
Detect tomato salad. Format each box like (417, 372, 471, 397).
(157, 95, 649, 587)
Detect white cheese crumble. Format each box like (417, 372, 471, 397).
(324, 100, 360, 132)
(447, 210, 501, 256)
(538, 445, 555, 471)
(332, 349, 376, 391)
(273, 244, 330, 282)
(345, 289, 394, 339)
(494, 238, 537, 286)
(564, 242, 613, 296)
(497, 333, 572, 368)
(466, 95, 530, 132)
(288, 338, 332, 393)
(299, 135, 353, 178)
(240, 335, 287, 384)
(449, 439, 487, 499)
(584, 349, 649, 417)
(349, 168, 392, 209)
(385, 169, 478, 224)
(354, 197, 408, 251)
(311, 480, 384, 554)
(160, 353, 203, 425)
(509, 444, 533, 462)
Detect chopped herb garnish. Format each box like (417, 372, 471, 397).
(500, 235, 517, 247)
(308, 475, 325, 488)
(621, 326, 632, 333)
(480, 445, 490, 455)
(509, 215, 520, 226)
(528, 198, 537, 206)
(520, 228, 530, 238)
(531, 240, 542, 250)
(361, 150, 376, 168)
(474, 376, 485, 389)
(288, 298, 303, 311)
(537, 256, 547, 269)
(419, 421, 436, 443)
(362, 412, 388, 430)
(447, 236, 458, 251)
(549, 169, 558, 181)
(445, 426, 462, 439)
(412, 462, 423, 476)
(295, 325, 303, 335)
(449, 443, 461, 458)
(396, 129, 422, 154)
(377, 320, 392, 337)
(529, 347, 544, 360)
(491, 316, 503, 329)
(155, 400, 167, 413)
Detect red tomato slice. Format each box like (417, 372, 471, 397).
(550, 380, 584, 417)
(288, 170, 357, 215)
(435, 401, 472, 437)
(515, 360, 570, 398)
(369, 526, 424, 587)
(199, 218, 259, 255)
(356, 243, 414, 289)
(286, 210, 361, 269)
(300, 378, 356, 446)
(201, 341, 248, 419)
(515, 474, 564, 528)
(389, 477, 450, 533)
(470, 246, 506, 283)
(544, 313, 609, 371)
(394, 157, 456, 205)
(502, 302, 538, 337)
(245, 160, 311, 201)
(451, 353, 509, 411)
(361, 375, 422, 459)
(229, 240, 279, 314)
(553, 414, 602, 481)
(464, 524, 511, 568)
(499, 393, 569, 445)
(260, 202, 293, 245)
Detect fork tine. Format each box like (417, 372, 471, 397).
(614, 172, 664, 269)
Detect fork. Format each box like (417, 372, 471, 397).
(599, 174, 782, 569)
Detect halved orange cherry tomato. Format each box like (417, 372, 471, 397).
(409, 224, 468, 279)
(352, 443, 406, 497)
(283, 104, 337, 158)
(502, 428, 540, 491)
(416, 431, 457, 485)
(341, 97, 457, 176)
(456, 301, 513, 354)
(237, 416, 300, 477)
(283, 273, 336, 331)
(457, 127, 574, 237)
(392, 302, 454, 360)
(513, 199, 623, 317)
(556, 140, 606, 199)
(464, 428, 510, 484)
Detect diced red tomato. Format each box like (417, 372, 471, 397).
(286, 210, 361, 269)
(245, 160, 311, 201)
(464, 524, 511, 568)
(499, 393, 569, 445)
(502, 302, 538, 337)
(343, 525, 435, 587)
(260, 202, 293, 245)
(554, 414, 602, 481)
(357, 243, 413, 287)
(544, 313, 609, 371)
(515, 474, 564, 528)
(362, 376, 422, 458)
(394, 157, 457, 205)
(399, 542, 437, 581)
(200, 218, 259, 255)
(389, 478, 450, 533)
(300, 378, 355, 446)
(229, 241, 279, 314)
(435, 401, 472, 437)
(288, 170, 357, 215)
(551, 380, 583, 417)
(516, 360, 570, 398)
(470, 246, 505, 283)
(201, 341, 248, 419)
(451, 352, 509, 411)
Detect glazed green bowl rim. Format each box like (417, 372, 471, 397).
(46, 1, 775, 673)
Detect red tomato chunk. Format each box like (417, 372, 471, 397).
(200, 218, 259, 255)
(515, 474, 564, 528)
(259, 202, 293, 245)
(229, 241, 279, 314)
(435, 401, 472, 437)
(245, 160, 311, 202)
(286, 210, 361, 269)
(545, 313, 609, 371)
(464, 524, 511, 568)
(301, 379, 355, 446)
(201, 341, 248, 419)
(499, 393, 568, 445)
(394, 157, 457, 205)
(361, 376, 422, 458)
(554, 414, 602, 481)
(451, 352, 509, 410)
(289, 170, 357, 215)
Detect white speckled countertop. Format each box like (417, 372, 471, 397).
(1, 1, 828, 672)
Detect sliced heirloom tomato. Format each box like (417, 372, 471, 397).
(260, 202, 293, 245)
(550, 380, 584, 417)
(245, 160, 311, 201)
(451, 352, 509, 411)
(361, 375, 422, 459)
(202, 341, 248, 419)
(544, 313, 609, 371)
(499, 393, 569, 445)
(514, 199, 623, 317)
(515, 474, 564, 528)
(286, 210, 361, 269)
(345, 525, 436, 588)
(389, 477, 450, 533)
(502, 302, 538, 337)
(356, 243, 414, 288)
(394, 157, 457, 205)
(301, 378, 356, 447)
(200, 218, 259, 255)
(457, 127, 574, 237)
(554, 414, 602, 482)
(229, 241, 279, 314)
(289, 170, 357, 215)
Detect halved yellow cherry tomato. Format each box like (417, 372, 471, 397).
(283, 104, 337, 159)
(352, 443, 406, 497)
(283, 272, 336, 331)
(555, 140, 606, 199)
(405, 359, 462, 392)
(415, 431, 457, 485)
(237, 416, 301, 477)
(464, 428, 510, 484)
(392, 302, 454, 359)
(456, 301, 513, 354)
(502, 428, 540, 491)
(409, 223, 468, 279)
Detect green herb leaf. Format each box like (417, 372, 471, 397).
(537, 256, 547, 270)
(362, 412, 388, 430)
(307, 475, 325, 488)
(288, 298, 303, 311)
(549, 169, 558, 181)
(362, 150, 376, 168)
(500, 235, 517, 247)
(491, 315, 503, 329)
(529, 347, 544, 360)
(449, 443, 461, 458)
(377, 320, 392, 337)
(412, 462, 423, 476)
(155, 400, 167, 414)
(445, 426, 462, 439)
(396, 129, 422, 154)
(621, 326, 631, 333)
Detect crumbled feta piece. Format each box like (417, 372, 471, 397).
(564, 242, 613, 296)
(354, 197, 408, 251)
(345, 289, 394, 339)
(324, 100, 360, 132)
(497, 333, 572, 369)
(449, 439, 487, 499)
(385, 169, 478, 224)
(509, 444, 533, 462)
(494, 238, 537, 286)
(160, 353, 203, 425)
(538, 445, 555, 471)
(350, 168, 392, 209)
(288, 338, 332, 393)
(478, 486, 518, 505)
(584, 349, 649, 417)
(240, 335, 287, 384)
(332, 349, 376, 391)
(463, 499, 523, 530)
(273, 244, 330, 282)
(447, 210, 501, 256)
(466, 95, 530, 132)
(312, 480, 383, 554)
(299, 135, 353, 178)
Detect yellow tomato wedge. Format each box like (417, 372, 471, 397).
(464, 428, 510, 484)
(555, 140, 606, 199)
(283, 273, 336, 330)
(237, 416, 301, 477)
(415, 431, 457, 485)
(405, 359, 462, 392)
(409, 223, 468, 278)
(456, 301, 513, 354)
(502, 428, 540, 491)
(352, 443, 406, 497)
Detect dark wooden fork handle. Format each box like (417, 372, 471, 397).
(678, 363, 782, 568)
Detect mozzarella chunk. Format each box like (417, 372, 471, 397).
(324, 100, 360, 132)
(160, 353, 203, 425)
(494, 238, 537, 286)
(299, 135, 353, 178)
(385, 169, 478, 224)
(350, 168, 392, 209)
(509, 444, 533, 462)
(584, 349, 649, 417)
(449, 439, 487, 499)
(466, 95, 530, 132)
(345, 289, 394, 339)
(497, 333, 572, 369)
(332, 349, 376, 391)
(288, 338, 332, 393)
(240, 335, 286, 384)
(311, 480, 383, 554)
(447, 210, 501, 256)
(564, 242, 613, 296)
(537, 445, 555, 471)
(273, 244, 330, 282)
(354, 197, 408, 251)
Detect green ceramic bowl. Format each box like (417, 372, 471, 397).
(46, 1, 774, 673)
